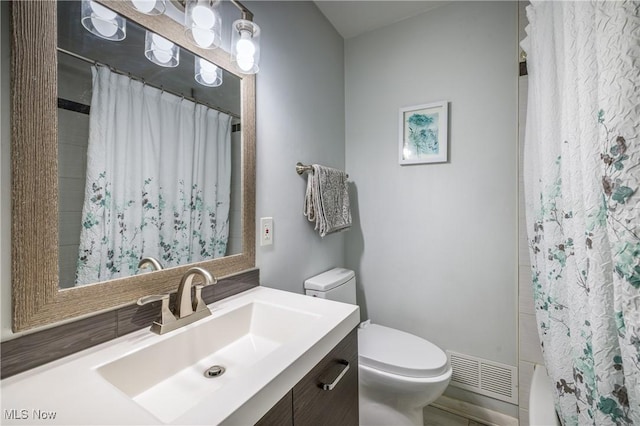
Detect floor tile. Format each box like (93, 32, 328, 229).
(423, 406, 469, 426)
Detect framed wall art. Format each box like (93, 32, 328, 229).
(399, 101, 448, 165)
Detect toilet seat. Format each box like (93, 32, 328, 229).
(358, 324, 449, 378)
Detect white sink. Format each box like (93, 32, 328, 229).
(97, 301, 320, 423)
(2, 287, 359, 426)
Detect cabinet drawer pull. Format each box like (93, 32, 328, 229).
(319, 360, 350, 391)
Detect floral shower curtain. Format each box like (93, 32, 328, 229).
(75, 66, 232, 285)
(523, 1, 640, 424)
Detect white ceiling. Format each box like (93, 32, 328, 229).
(314, 1, 450, 39)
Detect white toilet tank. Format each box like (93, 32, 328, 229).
(304, 268, 356, 304)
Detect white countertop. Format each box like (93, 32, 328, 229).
(1, 287, 360, 425)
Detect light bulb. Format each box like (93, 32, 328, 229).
(186, 3, 219, 48)
(231, 19, 259, 73)
(191, 5, 215, 28)
(192, 27, 215, 48)
(236, 54, 255, 72)
(81, 0, 125, 41)
(152, 50, 172, 64)
(90, 17, 117, 37)
(200, 71, 217, 84)
(202, 73, 216, 84)
(152, 33, 173, 50)
(89, 1, 118, 37)
(131, 0, 157, 13)
(195, 57, 221, 86)
(236, 31, 255, 56)
(199, 58, 218, 73)
(146, 33, 177, 65)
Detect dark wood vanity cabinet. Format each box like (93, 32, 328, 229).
(293, 328, 359, 425)
(255, 392, 293, 426)
(256, 328, 358, 426)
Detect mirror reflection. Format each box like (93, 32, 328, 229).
(57, 1, 242, 288)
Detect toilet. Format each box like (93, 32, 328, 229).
(304, 268, 452, 426)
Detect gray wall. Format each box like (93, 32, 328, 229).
(247, 1, 346, 293)
(344, 0, 518, 412)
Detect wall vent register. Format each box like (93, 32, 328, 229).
(447, 351, 518, 405)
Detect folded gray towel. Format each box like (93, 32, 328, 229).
(304, 164, 351, 237)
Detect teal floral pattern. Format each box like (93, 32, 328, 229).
(529, 109, 639, 424)
(524, 2, 640, 424)
(76, 176, 228, 284)
(75, 66, 232, 285)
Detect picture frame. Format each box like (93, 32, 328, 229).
(399, 101, 448, 165)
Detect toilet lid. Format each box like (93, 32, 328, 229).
(358, 324, 449, 378)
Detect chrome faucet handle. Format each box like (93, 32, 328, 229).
(176, 267, 216, 319)
(137, 294, 175, 328)
(139, 268, 217, 335)
(193, 285, 209, 313)
(193, 272, 217, 312)
(193, 271, 217, 312)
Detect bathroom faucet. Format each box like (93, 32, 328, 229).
(175, 267, 217, 318)
(138, 257, 164, 271)
(137, 267, 217, 335)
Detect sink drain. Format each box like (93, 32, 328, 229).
(204, 365, 226, 378)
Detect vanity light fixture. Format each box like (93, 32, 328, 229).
(131, 0, 166, 16)
(81, 0, 261, 75)
(81, 0, 126, 41)
(231, 16, 260, 74)
(144, 31, 180, 67)
(195, 57, 223, 87)
(185, 0, 222, 50)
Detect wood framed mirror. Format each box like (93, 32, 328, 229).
(11, 0, 256, 332)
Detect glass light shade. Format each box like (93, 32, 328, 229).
(131, 0, 166, 16)
(231, 19, 260, 74)
(194, 57, 223, 87)
(81, 0, 126, 41)
(184, 0, 222, 50)
(144, 31, 180, 67)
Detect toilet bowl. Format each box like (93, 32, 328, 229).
(304, 268, 451, 426)
(358, 322, 451, 425)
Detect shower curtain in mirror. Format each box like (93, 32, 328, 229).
(75, 65, 232, 285)
(523, 1, 640, 424)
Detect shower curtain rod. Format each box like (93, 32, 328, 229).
(57, 48, 241, 120)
